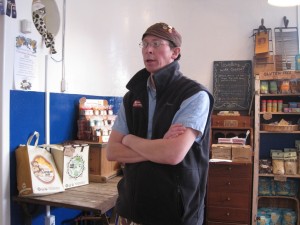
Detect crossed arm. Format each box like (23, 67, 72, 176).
(106, 124, 199, 165)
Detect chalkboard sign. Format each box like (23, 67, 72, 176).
(213, 60, 252, 111)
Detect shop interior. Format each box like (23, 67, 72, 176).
(1, 0, 300, 225)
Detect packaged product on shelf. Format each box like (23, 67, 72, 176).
(283, 151, 297, 175)
(258, 177, 275, 196)
(275, 179, 299, 197)
(256, 214, 270, 225)
(269, 80, 278, 94)
(282, 209, 297, 225)
(211, 144, 232, 160)
(271, 151, 285, 175)
(260, 81, 269, 94)
(77, 97, 117, 143)
(279, 80, 290, 94)
(259, 159, 272, 174)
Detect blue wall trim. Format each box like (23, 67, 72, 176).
(10, 90, 122, 225)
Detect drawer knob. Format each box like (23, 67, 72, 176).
(227, 181, 231, 185)
(228, 167, 232, 171)
(226, 212, 230, 216)
(227, 197, 231, 201)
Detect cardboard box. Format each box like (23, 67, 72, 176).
(211, 144, 232, 160)
(71, 140, 121, 182)
(50, 144, 89, 189)
(231, 145, 252, 163)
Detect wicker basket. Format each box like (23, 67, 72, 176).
(261, 124, 299, 132)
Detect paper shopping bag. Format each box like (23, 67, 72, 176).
(15, 131, 65, 196)
(49, 143, 89, 189)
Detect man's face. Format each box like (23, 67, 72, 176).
(141, 35, 180, 75)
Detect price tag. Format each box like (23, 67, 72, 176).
(274, 175, 287, 182)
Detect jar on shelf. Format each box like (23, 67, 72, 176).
(261, 100, 266, 112)
(272, 100, 277, 112)
(277, 100, 283, 112)
(267, 100, 272, 112)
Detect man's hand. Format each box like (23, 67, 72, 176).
(163, 123, 186, 139)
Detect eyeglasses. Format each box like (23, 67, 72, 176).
(139, 41, 169, 49)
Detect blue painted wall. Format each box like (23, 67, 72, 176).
(10, 90, 122, 225)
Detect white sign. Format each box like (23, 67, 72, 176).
(14, 35, 39, 91)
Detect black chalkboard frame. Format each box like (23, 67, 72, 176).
(213, 60, 253, 111)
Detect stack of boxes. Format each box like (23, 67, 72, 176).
(211, 143, 252, 163)
(77, 97, 117, 143)
(76, 97, 121, 182)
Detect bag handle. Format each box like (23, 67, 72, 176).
(27, 131, 39, 147)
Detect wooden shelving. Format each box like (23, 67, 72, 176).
(253, 72, 300, 225)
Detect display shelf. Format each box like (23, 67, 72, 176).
(259, 173, 300, 178)
(253, 72, 300, 225)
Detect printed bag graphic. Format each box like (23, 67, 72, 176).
(15, 131, 65, 196)
(49, 143, 89, 189)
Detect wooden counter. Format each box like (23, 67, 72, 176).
(13, 176, 121, 214)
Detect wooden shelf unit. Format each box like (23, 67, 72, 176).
(253, 71, 300, 225)
(206, 115, 254, 225)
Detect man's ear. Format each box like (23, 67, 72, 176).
(171, 47, 181, 59)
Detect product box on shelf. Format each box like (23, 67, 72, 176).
(211, 144, 232, 160)
(231, 144, 252, 163)
(50, 143, 89, 189)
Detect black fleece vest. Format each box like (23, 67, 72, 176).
(116, 61, 214, 225)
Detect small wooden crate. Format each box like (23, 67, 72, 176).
(211, 144, 232, 160)
(232, 145, 252, 163)
(71, 140, 121, 183)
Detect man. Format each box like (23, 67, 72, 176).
(107, 22, 214, 225)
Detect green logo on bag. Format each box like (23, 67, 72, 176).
(67, 155, 85, 178)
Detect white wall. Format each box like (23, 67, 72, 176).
(1, 1, 299, 224)
(4, 0, 299, 96)
(61, 0, 298, 96)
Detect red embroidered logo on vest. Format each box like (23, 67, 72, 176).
(133, 100, 143, 108)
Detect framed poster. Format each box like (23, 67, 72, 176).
(213, 60, 253, 111)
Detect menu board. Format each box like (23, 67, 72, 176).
(213, 60, 253, 111)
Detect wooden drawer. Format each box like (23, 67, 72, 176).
(212, 115, 252, 128)
(209, 163, 252, 178)
(207, 206, 250, 223)
(207, 191, 250, 208)
(208, 177, 251, 193)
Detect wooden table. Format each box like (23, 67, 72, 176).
(13, 176, 121, 224)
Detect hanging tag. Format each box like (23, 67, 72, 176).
(6, 0, 11, 17)
(11, 0, 16, 18)
(0, 0, 4, 15)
